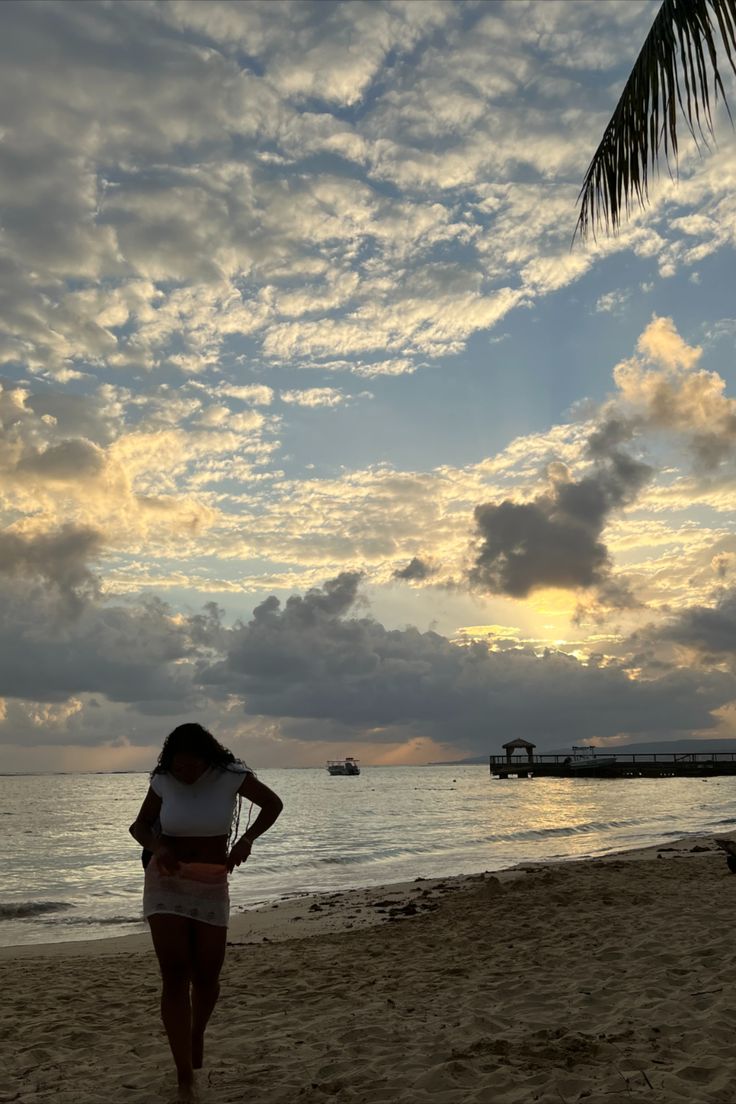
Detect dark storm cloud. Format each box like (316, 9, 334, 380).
(470, 424, 652, 598)
(0, 524, 102, 599)
(585, 415, 637, 458)
(0, 581, 200, 709)
(198, 575, 733, 749)
(471, 497, 610, 595)
(393, 556, 433, 581)
(2, 571, 734, 750)
(0, 519, 197, 712)
(656, 588, 736, 656)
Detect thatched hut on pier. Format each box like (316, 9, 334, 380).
(502, 738, 536, 766)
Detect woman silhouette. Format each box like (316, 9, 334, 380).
(129, 723, 283, 1100)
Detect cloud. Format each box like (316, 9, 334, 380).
(705, 319, 736, 345)
(469, 427, 652, 599)
(656, 588, 736, 658)
(614, 316, 736, 471)
(0, 578, 198, 708)
(393, 557, 434, 582)
(215, 384, 275, 406)
(0, 524, 102, 604)
(193, 405, 266, 432)
(288, 356, 419, 379)
(471, 497, 610, 597)
(280, 388, 347, 408)
(635, 316, 701, 372)
(5, 317, 727, 632)
(595, 289, 630, 314)
(197, 574, 735, 748)
(16, 438, 107, 482)
(0, 0, 697, 394)
(1, 565, 733, 755)
(157, 0, 455, 107)
(0, 374, 285, 568)
(3, 4, 736, 769)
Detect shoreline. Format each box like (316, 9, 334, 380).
(3, 830, 736, 1103)
(0, 830, 723, 962)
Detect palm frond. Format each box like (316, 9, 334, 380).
(574, 0, 736, 244)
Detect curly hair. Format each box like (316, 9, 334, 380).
(151, 723, 251, 845)
(152, 723, 238, 776)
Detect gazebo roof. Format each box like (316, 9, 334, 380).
(502, 738, 536, 750)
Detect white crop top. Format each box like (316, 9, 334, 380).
(150, 764, 252, 837)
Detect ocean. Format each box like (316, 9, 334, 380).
(3, 765, 736, 947)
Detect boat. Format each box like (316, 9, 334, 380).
(567, 745, 617, 771)
(568, 756, 618, 771)
(326, 757, 361, 776)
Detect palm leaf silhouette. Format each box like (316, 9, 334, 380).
(575, 0, 736, 242)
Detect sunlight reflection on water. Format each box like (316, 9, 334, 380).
(2, 765, 736, 945)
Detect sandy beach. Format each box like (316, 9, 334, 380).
(3, 835, 736, 1104)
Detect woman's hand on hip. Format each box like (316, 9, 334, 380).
(154, 841, 180, 874)
(227, 837, 252, 873)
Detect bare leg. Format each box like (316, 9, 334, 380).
(191, 920, 227, 1069)
(192, 980, 220, 1068)
(162, 976, 194, 1085)
(149, 914, 195, 1088)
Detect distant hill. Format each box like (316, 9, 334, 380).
(586, 738, 736, 755)
(426, 756, 489, 766)
(427, 738, 736, 766)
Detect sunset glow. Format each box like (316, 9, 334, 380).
(3, 0, 736, 771)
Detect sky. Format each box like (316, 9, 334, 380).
(3, 0, 736, 773)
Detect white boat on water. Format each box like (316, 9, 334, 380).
(327, 757, 361, 776)
(567, 745, 617, 771)
(568, 756, 618, 770)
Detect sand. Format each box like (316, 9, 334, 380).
(3, 835, 736, 1103)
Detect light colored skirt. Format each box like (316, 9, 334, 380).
(143, 859, 230, 928)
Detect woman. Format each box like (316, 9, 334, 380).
(129, 723, 283, 1100)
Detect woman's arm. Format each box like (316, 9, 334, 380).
(228, 775, 283, 871)
(128, 786, 163, 850)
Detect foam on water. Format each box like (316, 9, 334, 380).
(0, 901, 74, 920)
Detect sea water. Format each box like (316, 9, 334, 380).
(3, 765, 736, 947)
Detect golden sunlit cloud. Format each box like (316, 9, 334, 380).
(3, 1, 736, 770)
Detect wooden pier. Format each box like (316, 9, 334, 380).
(490, 751, 736, 779)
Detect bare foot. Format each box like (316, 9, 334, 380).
(175, 1077, 200, 1103)
(165, 1085, 200, 1104)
